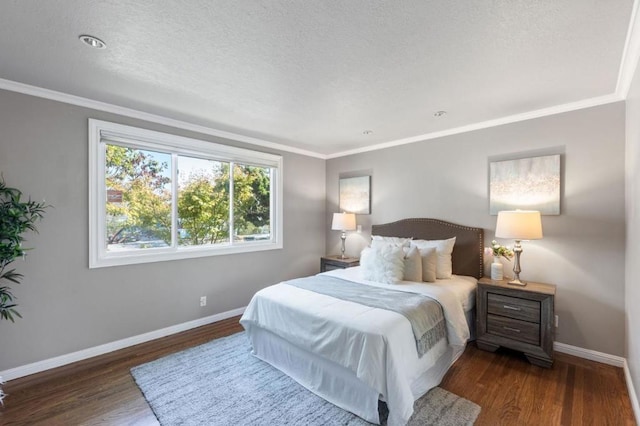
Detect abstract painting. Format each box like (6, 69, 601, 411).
(489, 154, 560, 215)
(339, 176, 371, 214)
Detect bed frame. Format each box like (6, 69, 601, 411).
(372, 218, 484, 279)
(245, 218, 485, 425)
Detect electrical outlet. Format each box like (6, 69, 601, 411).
(555, 315, 559, 328)
(200, 296, 207, 307)
(357, 225, 362, 233)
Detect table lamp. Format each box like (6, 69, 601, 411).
(495, 210, 543, 286)
(332, 212, 356, 259)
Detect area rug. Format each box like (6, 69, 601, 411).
(131, 332, 480, 425)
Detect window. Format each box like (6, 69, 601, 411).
(89, 119, 283, 268)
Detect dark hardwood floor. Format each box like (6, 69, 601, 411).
(0, 316, 635, 425)
(441, 346, 636, 425)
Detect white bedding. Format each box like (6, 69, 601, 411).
(240, 267, 476, 425)
(326, 266, 477, 312)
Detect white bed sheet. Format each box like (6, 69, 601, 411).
(240, 268, 476, 425)
(325, 266, 477, 312)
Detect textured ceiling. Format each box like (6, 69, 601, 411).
(0, 1, 635, 156)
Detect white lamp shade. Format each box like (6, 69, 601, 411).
(495, 210, 543, 240)
(332, 212, 356, 231)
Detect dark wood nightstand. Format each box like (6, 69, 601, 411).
(476, 277, 556, 368)
(320, 255, 360, 272)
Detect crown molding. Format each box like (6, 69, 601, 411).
(617, 0, 640, 98)
(0, 78, 625, 161)
(327, 93, 622, 159)
(0, 78, 327, 160)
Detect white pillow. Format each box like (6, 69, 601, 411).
(411, 237, 456, 279)
(416, 246, 437, 282)
(371, 235, 412, 248)
(402, 246, 423, 282)
(360, 245, 405, 284)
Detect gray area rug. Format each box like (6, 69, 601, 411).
(131, 332, 480, 425)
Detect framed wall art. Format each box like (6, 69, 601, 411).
(489, 154, 561, 215)
(339, 176, 371, 214)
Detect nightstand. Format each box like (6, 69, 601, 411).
(320, 255, 360, 272)
(476, 277, 556, 368)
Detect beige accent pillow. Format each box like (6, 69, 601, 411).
(402, 246, 423, 282)
(416, 246, 437, 282)
(411, 237, 456, 279)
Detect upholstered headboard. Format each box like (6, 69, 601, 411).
(371, 218, 484, 279)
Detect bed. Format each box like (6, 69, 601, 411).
(240, 218, 484, 425)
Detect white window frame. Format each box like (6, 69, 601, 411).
(89, 119, 283, 268)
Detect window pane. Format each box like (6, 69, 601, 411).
(91, 119, 283, 268)
(177, 156, 230, 246)
(105, 145, 172, 252)
(233, 164, 271, 242)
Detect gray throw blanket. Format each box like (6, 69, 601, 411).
(285, 275, 447, 357)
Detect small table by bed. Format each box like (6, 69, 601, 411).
(320, 255, 360, 272)
(476, 277, 556, 367)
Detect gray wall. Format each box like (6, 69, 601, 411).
(626, 63, 640, 401)
(0, 89, 326, 371)
(0, 85, 630, 374)
(327, 103, 626, 355)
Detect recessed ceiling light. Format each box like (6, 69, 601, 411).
(434, 110, 447, 117)
(362, 130, 373, 135)
(79, 35, 106, 49)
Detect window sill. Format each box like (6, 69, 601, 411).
(89, 241, 283, 268)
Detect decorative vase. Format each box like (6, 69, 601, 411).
(491, 260, 504, 280)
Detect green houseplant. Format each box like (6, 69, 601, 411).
(0, 177, 47, 404)
(0, 178, 48, 322)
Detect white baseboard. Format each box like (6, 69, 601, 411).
(624, 359, 640, 425)
(553, 341, 625, 367)
(0, 306, 246, 382)
(0, 78, 325, 159)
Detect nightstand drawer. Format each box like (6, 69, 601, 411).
(323, 263, 344, 272)
(488, 293, 540, 323)
(487, 314, 540, 345)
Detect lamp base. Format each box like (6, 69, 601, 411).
(340, 232, 347, 259)
(508, 240, 526, 286)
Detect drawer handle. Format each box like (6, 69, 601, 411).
(503, 326, 521, 333)
(503, 305, 521, 311)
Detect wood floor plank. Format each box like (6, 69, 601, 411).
(0, 317, 635, 425)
